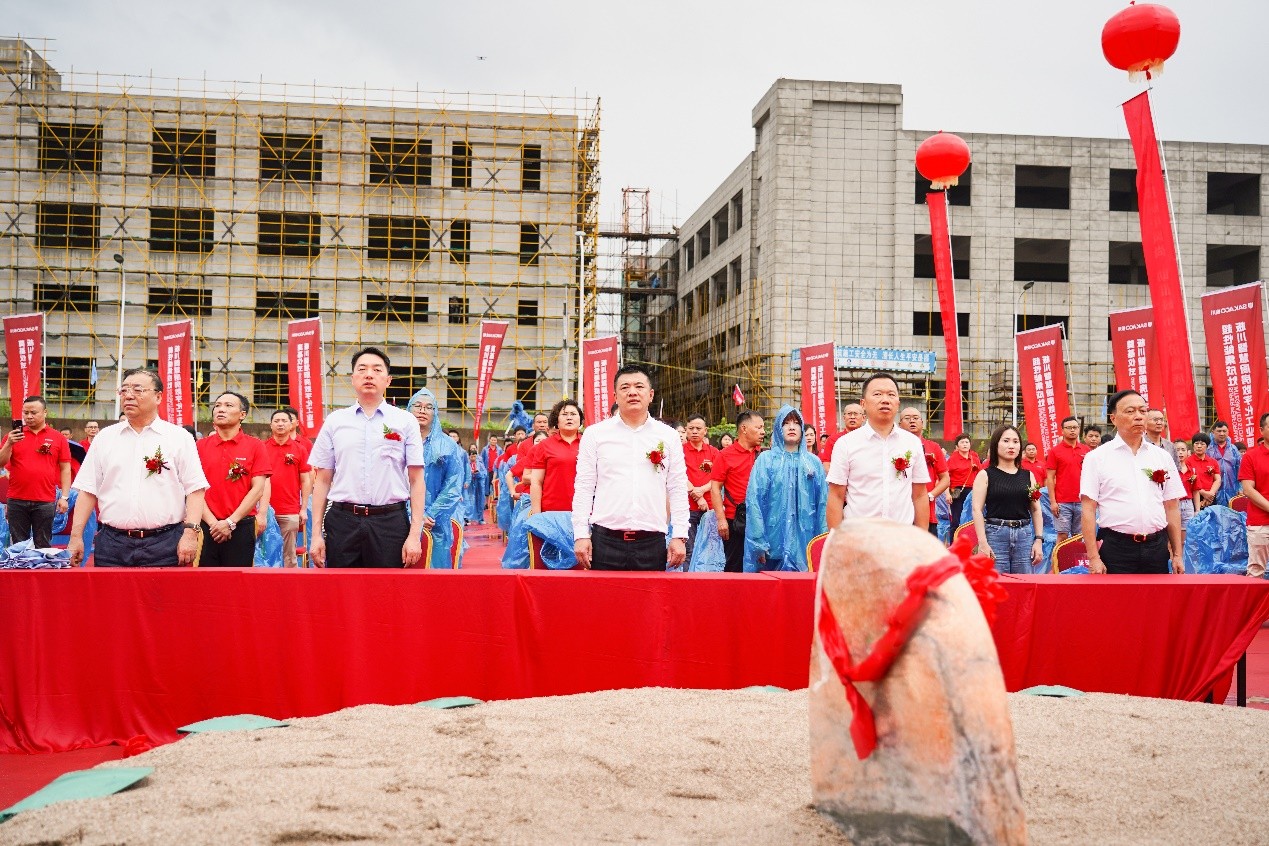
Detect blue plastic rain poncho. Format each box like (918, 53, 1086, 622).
(1211, 441, 1242, 506)
(501, 495, 533, 568)
(743, 406, 828, 571)
(465, 453, 489, 524)
(407, 388, 466, 569)
(495, 454, 517, 531)
(507, 401, 533, 437)
(1184, 505, 1249, 574)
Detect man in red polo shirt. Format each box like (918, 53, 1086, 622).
(284, 407, 312, 452)
(260, 408, 312, 567)
(0, 396, 72, 548)
(526, 400, 582, 515)
(821, 401, 864, 467)
(1020, 441, 1045, 483)
(682, 413, 720, 558)
(80, 420, 100, 452)
(1046, 415, 1090, 544)
(1237, 413, 1269, 579)
(711, 410, 764, 573)
(899, 407, 949, 538)
(197, 392, 271, 566)
(1186, 433, 1221, 512)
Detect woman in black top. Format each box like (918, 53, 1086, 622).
(971, 424, 1043, 574)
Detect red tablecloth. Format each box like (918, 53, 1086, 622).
(1, 570, 1266, 753)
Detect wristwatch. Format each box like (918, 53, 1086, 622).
(182, 523, 201, 534)
(226, 519, 238, 531)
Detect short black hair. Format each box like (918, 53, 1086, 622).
(351, 346, 390, 370)
(21, 395, 47, 409)
(685, 412, 707, 426)
(282, 405, 300, 419)
(513, 426, 527, 435)
(1192, 432, 1211, 446)
(736, 409, 762, 428)
(1083, 424, 1101, 436)
(1260, 412, 1269, 429)
(955, 433, 973, 447)
(1213, 420, 1230, 430)
(613, 363, 653, 389)
(861, 372, 898, 396)
(271, 408, 293, 421)
(1060, 415, 1079, 427)
(1106, 389, 1142, 416)
(533, 412, 549, 422)
(122, 368, 163, 393)
(215, 391, 251, 414)
(547, 398, 585, 429)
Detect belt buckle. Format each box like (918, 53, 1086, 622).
(1132, 532, 1148, 543)
(352, 504, 370, 516)
(127, 529, 145, 539)
(622, 530, 638, 542)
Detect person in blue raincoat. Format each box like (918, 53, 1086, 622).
(466, 444, 488, 523)
(743, 405, 828, 571)
(407, 387, 465, 568)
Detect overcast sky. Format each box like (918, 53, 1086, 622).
(12, 1, 1266, 225)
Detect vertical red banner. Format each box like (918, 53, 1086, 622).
(287, 318, 325, 433)
(156, 320, 192, 426)
(581, 336, 619, 425)
(1108, 306, 1160, 405)
(3, 312, 43, 410)
(1200, 283, 1268, 448)
(472, 320, 509, 443)
(799, 342, 837, 439)
(926, 191, 963, 438)
(1016, 325, 1072, 461)
(1123, 91, 1200, 439)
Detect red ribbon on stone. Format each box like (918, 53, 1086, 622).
(816, 531, 1006, 759)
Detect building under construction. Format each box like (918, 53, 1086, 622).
(0, 38, 599, 426)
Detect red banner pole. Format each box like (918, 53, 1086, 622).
(2, 313, 43, 414)
(1016, 325, 1071, 462)
(1200, 283, 1268, 448)
(287, 318, 325, 435)
(472, 320, 509, 444)
(581, 336, 619, 425)
(155, 320, 192, 426)
(926, 191, 963, 439)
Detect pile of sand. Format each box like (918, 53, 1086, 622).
(2, 688, 1266, 844)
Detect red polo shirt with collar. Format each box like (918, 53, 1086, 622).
(1044, 440, 1089, 504)
(1186, 453, 1220, 497)
(1237, 444, 1269, 526)
(947, 450, 982, 490)
(523, 432, 581, 512)
(197, 430, 272, 520)
(821, 428, 855, 467)
(5, 426, 71, 502)
(710, 441, 759, 519)
(262, 436, 311, 515)
(684, 438, 720, 511)
(1021, 458, 1046, 485)
(920, 438, 948, 493)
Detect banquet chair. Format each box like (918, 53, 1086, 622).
(1229, 494, 1249, 514)
(407, 527, 435, 569)
(805, 532, 828, 572)
(1053, 534, 1092, 573)
(953, 522, 976, 548)
(450, 518, 464, 568)
(527, 532, 546, 569)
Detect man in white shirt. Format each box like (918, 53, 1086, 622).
(308, 347, 427, 568)
(573, 364, 689, 571)
(67, 368, 210, 567)
(1081, 390, 1185, 575)
(826, 373, 930, 530)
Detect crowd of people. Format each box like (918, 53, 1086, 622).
(1, 347, 1266, 579)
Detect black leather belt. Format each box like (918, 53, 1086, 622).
(102, 522, 180, 539)
(985, 518, 1028, 528)
(1100, 527, 1166, 544)
(331, 501, 407, 516)
(592, 525, 664, 542)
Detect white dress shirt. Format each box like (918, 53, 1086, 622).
(572, 413, 689, 539)
(1080, 435, 1186, 534)
(309, 401, 425, 506)
(73, 417, 210, 530)
(826, 422, 931, 524)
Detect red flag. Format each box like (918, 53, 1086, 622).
(1123, 91, 1199, 439)
(732, 384, 745, 407)
(1016, 325, 1071, 462)
(287, 318, 325, 434)
(155, 320, 192, 426)
(1108, 306, 1160, 406)
(1200, 283, 1268, 448)
(799, 343, 837, 439)
(581, 335, 619, 424)
(2, 312, 43, 411)
(472, 320, 509, 443)
(926, 191, 963, 438)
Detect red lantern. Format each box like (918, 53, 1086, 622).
(1101, 2, 1180, 81)
(915, 132, 971, 191)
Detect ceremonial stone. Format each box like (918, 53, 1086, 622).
(810, 519, 1027, 845)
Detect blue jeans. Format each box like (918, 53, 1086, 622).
(985, 522, 1034, 574)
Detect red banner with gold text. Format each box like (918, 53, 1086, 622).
(1108, 306, 1160, 406)
(798, 342, 837, 440)
(1016, 325, 1071, 461)
(582, 336, 619, 425)
(1200, 283, 1268, 448)
(287, 318, 325, 435)
(926, 191, 963, 438)
(1124, 90, 1199, 439)
(156, 320, 192, 426)
(3, 312, 42, 412)
(473, 320, 509, 444)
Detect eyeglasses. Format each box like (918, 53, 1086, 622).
(117, 386, 155, 397)
(411, 404, 436, 413)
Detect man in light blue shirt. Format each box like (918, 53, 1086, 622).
(309, 347, 426, 568)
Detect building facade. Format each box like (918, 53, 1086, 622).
(650, 78, 1268, 437)
(0, 39, 599, 425)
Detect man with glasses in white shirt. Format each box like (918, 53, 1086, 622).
(67, 369, 209, 567)
(573, 364, 689, 571)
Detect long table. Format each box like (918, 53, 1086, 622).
(2, 570, 1266, 753)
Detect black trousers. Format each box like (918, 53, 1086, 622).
(324, 505, 409, 568)
(95, 524, 183, 568)
(722, 524, 745, 573)
(7, 498, 56, 548)
(1098, 528, 1170, 574)
(685, 510, 705, 561)
(198, 520, 257, 567)
(591, 526, 667, 571)
(949, 488, 971, 536)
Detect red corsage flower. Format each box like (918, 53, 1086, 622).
(37, 442, 52, 455)
(1028, 484, 1043, 502)
(283, 453, 297, 466)
(143, 446, 170, 478)
(891, 451, 913, 478)
(226, 461, 248, 483)
(699, 459, 713, 473)
(383, 424, 402, 442)
(647, 441, 666, 471)
(1143, 467, 1169, 487)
